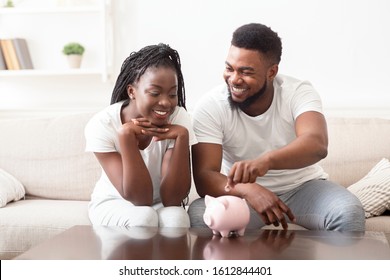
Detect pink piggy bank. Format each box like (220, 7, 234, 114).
(203, 195, 250, 238)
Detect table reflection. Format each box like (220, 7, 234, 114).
(93, 226, 191, 260)
(90, 226, 387, 260)
(190, 228, 295, 259)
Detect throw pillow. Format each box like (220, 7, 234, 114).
(347, 158, 390, 218)
(0, 168, 25, 207)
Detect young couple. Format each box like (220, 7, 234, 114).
(85, 23, 365, 231)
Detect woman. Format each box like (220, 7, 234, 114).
(85, 43, 197, 227)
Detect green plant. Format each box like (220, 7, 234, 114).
(62, 42, 85, 55)
(5, 0, 14, 8)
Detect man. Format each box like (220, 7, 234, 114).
(188, 23, 365, 231)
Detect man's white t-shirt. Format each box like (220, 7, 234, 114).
(85, 101, 198, 204)
(192, 74, 328, 195)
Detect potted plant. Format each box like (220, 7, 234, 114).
(62, 42, 85, 69)
(4, 1, 14, 8)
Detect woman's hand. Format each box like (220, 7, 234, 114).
(119, 117, 167, 137)
(131, 117, 187, 141)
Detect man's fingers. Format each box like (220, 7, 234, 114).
(262, 203, 293, 230)
(249, 173, 258, 183)
(227, 166, 238, 187)
(261, 213, 271, 225)
(232, 168, 243, 184)
(226, 176, 235, 187)
(241, 169, 250, 184)
(279, 202, 296, 223)
(280, 217, 289, 230)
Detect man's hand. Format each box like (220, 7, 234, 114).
(239, 183, 296, 230)
(226, 157, 269, 189)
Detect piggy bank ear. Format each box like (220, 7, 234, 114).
(205, 195, 214, 206)
(220, 197, 230, 209)
(205, 195, 226, 210)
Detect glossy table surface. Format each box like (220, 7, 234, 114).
(15, 225, 390, 260)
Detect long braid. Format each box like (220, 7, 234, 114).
(110, 44, 186, 109)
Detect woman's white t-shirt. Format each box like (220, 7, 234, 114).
(85, 101, 197, 204)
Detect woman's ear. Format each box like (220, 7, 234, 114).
(127, 85, 135, 100)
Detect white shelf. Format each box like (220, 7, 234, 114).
(0, 0, 113, 81)
(0, 6, 101, 14)
(0, 68, 103, 77)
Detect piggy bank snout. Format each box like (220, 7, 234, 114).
(203, 213, 213, 226)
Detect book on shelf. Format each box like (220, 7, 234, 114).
(3, 39, 20, 70)
(0, 44, 6, 70)
(0, 38, 34, 70)
(0, 39, 16, 70)
(12, 38, 34, 70)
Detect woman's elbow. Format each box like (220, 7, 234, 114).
(122, 190, 153, 206)
(317, 144, 328, 160)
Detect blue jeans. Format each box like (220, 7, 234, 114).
(188, 179, 365, 231)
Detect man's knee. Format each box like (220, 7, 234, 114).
(327, 202, 366, 231)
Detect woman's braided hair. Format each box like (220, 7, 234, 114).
(110, 43, 186, 109)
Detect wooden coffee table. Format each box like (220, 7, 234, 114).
(14, 225, 390, 260)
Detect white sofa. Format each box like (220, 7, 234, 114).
(1, 112, 390, 260)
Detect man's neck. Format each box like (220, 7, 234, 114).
(240, 86, 274, 117)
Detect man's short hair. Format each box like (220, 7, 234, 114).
(231, 23, 282, 64)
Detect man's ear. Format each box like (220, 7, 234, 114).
(267, 64, 278, 80)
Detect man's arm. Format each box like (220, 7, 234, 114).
(192, 142, 295, 229)
(227, 111, 328, 186)
(191, 142, 227, 197)
(266, 111, 328, 170)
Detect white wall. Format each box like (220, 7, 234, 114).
(2, 0, 390, 118)
(0, 0, 113, 116)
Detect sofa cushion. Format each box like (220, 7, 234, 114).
(0, 112, 101, 200)
(365, 214, 390, 232)
(0, 199, 91, 259)
(0, 168, 25, 207)
(320, 118, 390, 187)
(347, 158, 390, 218)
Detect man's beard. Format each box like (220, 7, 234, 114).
(227, 80, 267, 111)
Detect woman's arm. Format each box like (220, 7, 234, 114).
(159, 125, 191, 206)
(94, 122, 154, 206)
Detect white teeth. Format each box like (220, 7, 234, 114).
(154, 110, 168, 116)
(232, 87, 246, 92)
